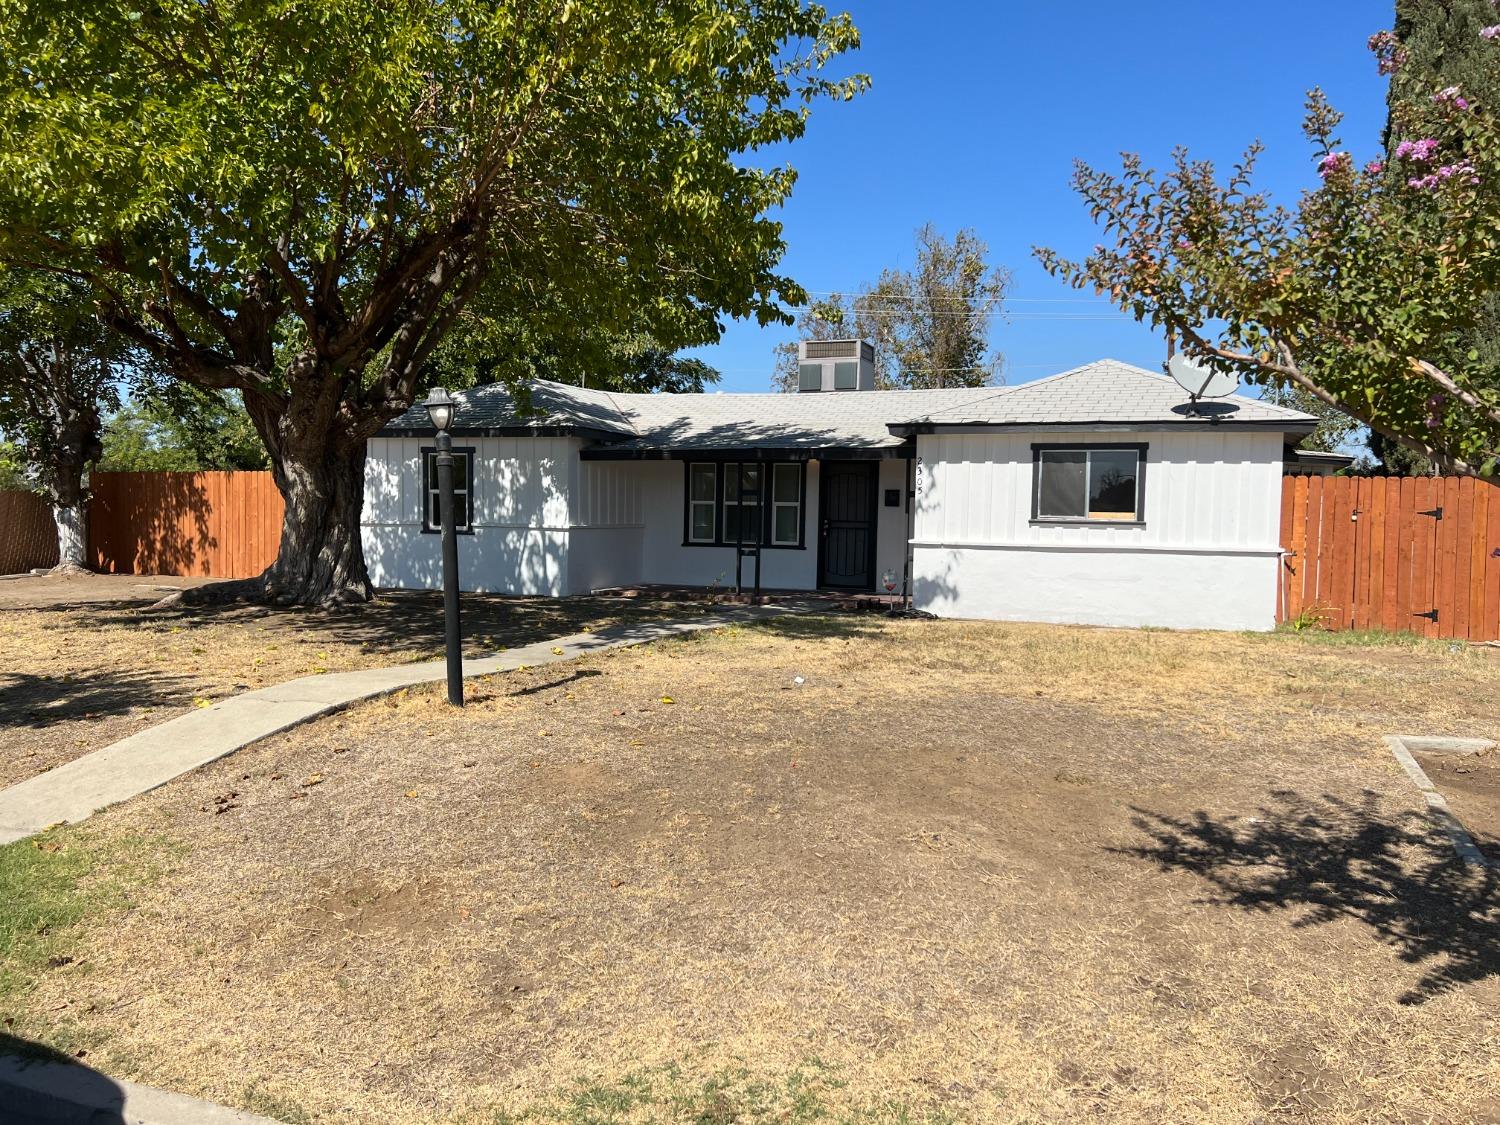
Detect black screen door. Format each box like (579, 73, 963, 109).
(818, 461, 878, 589)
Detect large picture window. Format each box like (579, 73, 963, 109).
(683, 461, 805, 548)
(1032, 444, 1145, 524)
(421, 447, 474, 533)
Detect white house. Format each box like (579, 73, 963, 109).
(363, 352, 1316, 630)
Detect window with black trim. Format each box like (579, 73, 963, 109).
(1032, 444, 1145, 524)
(687, 463, 717, 543)
(682, 461, 805, 548)
(421, 447, 474, 533)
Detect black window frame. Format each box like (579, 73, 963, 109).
(1030, 442, 1147, 527)
(420, 445, 476, 535)
(681, 460, 807, 549)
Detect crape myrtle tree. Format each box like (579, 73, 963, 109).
(1035, 28, 1500, 478)
(772, 224, 1010, 390)
(0, 271, 135, 569)
(0, 1, 865, 605)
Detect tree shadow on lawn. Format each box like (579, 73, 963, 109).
(0, 669, 200, 730)
(0, 1031, 127, 1125)
(30, 589, 717, 660)
(1116, 790, 1498, 1006)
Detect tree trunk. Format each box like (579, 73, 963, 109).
(259, 429, 375, 607)
(51, 500, 87, 571)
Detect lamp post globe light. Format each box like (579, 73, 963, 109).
(424, 387, 464, 707)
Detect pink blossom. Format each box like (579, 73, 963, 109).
(1482, 25, 1500, 39)
(1317, 151, 1351, 177)
(1364, 159, 1385, 174)
(1395, 138, 1441, 162)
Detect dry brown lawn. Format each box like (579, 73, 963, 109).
(0, 573, 703, 788)
(6, 615, 1500, 1124)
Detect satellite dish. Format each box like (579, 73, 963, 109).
(1166, 354, 1238, 400)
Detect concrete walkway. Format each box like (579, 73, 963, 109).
(0, 605, 795, 845)
(2, 1050, 280, 1125)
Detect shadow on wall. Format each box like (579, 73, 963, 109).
(89, 473, 217, 576)
(910, 548, 960, 612)
(0, 668, 202, 731)
(1114, 790, 1498, 1006)
(365, 440, 571, 595)
(0, 1032, 126, 1125)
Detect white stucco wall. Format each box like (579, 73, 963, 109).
(875, 457, 911, 594)
(635, 459, 821, 589)
(911, 429, 1286, 630)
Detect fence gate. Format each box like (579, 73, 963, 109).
(1279, 475, 1500, 641)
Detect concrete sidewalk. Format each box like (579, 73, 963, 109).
(1, 1050, 280, 1125)
(0, 606, 793, 845)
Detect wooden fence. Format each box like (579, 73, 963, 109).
(88, 471, 283, 579)
(1279, 475, 1500, 640)
(0, 490, 59, 573)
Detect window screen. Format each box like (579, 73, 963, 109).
(1034, 447, 1143, 522)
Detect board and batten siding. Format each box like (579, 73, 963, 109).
(364, 435, 579, 595)
(911, 429, 1286, 630)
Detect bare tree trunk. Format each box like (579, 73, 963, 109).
(254, 409, 375, 607)
(51, 500, 87, 571)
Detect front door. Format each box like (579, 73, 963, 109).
(818, 461, 878, 590)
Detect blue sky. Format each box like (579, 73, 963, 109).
(685, 0, 1392, 391)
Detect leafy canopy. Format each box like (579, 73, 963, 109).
(0, 270, 135, 502)
(0, 0, 866, 430)
(1036, 32, 1500, 477)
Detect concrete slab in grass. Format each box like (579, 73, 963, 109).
(1396, 735, 1496, 756)
(0, 1051, 280, 1125)
(1383, 735, 1493, 868)
(0, 606, 793, 845)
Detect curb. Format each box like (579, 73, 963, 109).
(0, 1052, 280, 1125)
(1382, 734, 1495, 868)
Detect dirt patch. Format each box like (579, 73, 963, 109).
(1414, 746, 1500, 862)
(7, 617, 1497, 1123)
(0, 574, 709, 789)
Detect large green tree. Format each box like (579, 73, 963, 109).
(99, 386, 270, 472)
(1036, 30, 1500, 478)
(0, 271, 135, 569)
(1366, 2, 1500, 473)
(0, 0, 864, 604)
(772, 224, 1010, 390)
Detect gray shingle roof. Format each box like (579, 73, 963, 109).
(380, 358, 1316, 451)
(896, 358, 1316, 429)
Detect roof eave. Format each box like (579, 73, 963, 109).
(377, 424, 628, 440)
(887, 419, 1319, 436)
(580, 441, 914, 462)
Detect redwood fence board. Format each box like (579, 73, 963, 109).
(0, 490, 59, 574)
(1279, 475, 1500, 640)
(88, 471, 283, 579)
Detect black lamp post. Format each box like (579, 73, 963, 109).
(424, 387, 464, 707)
